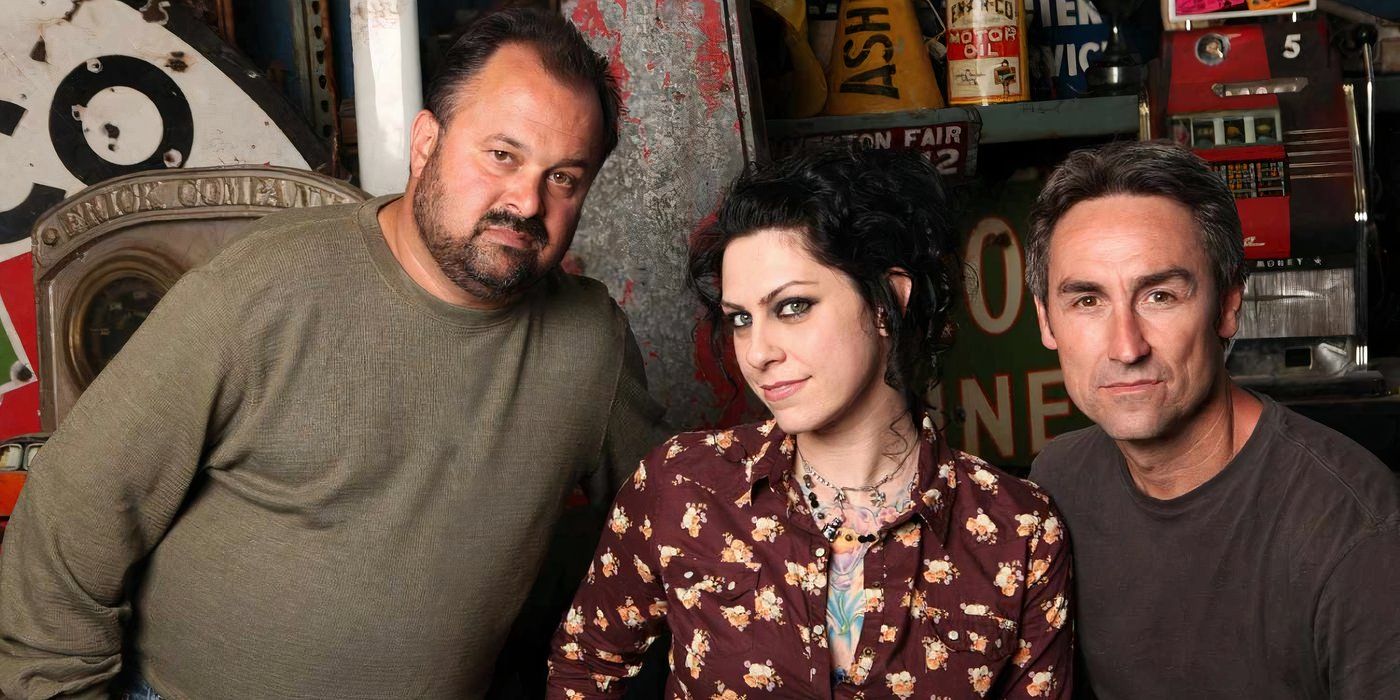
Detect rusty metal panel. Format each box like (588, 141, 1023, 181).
(566, 0, 763, 428)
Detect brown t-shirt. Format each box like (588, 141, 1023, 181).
(1029, 394, 1400, 699)
(0, 197, 666, 699)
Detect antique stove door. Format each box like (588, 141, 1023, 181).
(30, 166, 366, 431)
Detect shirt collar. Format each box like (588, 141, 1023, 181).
(740, 411, 958, 545)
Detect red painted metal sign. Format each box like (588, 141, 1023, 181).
(770, 121, 976, 177)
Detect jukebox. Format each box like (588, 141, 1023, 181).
(1147, 19, 1370, 387)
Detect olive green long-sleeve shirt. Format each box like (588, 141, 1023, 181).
(0, 196, 665, 699)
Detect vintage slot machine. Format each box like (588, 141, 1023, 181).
(1147, 19, 1370, 387)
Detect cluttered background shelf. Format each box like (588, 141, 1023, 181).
(767, 94, 1142, 144)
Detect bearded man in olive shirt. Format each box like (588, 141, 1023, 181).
(1026, 141, 1400, 699)
(0, 9, 665, 699)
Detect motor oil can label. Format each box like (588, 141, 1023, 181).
(947, 0, 1029, 104)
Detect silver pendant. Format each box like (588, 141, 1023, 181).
(822, 516, 845, 541)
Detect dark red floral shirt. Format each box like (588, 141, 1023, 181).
(546, 416, 1074, 699)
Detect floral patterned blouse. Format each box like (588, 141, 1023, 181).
(546, 416, 1074, 699)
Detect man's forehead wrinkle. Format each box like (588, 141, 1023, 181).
(446, 69, 600, 161)
(518, 112, 598, 150)
(479, 125, 590, 160)
(460, 107, 597, 165)
(1053, 268, 1195, 297)
(485, 133, 528, 150)
(1136, 267, 1196, 289)
(1056, 278, 1103, 295)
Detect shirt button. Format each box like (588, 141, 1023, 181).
(683, 571, 693, 579)
(813, 624, 825, 635)
(814, 547, 826, 557)
(727, 581, 736, 591)
(948, 630, 959, 640)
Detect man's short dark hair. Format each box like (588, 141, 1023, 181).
(424, 8, 622, 158)
(1026, 140, 1247, 302)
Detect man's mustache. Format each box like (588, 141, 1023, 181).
(474, 209, 548, 245)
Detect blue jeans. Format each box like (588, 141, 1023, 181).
(124, 676, 164, 700)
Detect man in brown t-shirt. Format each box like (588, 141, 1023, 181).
(1024, 140, 1400, 699)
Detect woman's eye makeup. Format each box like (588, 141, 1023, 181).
(721, 296, 814, 329)
(776, 298, 813, 317)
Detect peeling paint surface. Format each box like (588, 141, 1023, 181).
(62, 0, 90, 23)
(1, 0, 311, 237)
(693, 0, 732, 116)
(138, 0, 169, 24)
(566, 0, 759, 429)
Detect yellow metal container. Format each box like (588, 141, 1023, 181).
(823, 0, 946, 115)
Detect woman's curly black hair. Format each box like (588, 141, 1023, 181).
(687, 143, 963, 416)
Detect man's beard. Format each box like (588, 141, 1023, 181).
(411, 151, 550, 302)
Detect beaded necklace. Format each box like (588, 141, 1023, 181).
(798, 445, 918, 542)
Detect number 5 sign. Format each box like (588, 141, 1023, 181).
(0, 0, 330, 438)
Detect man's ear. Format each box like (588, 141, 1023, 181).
(407, 109, 441, 179)
(1034, 296, 1058, 351)
(1216, 282, 1245, 341)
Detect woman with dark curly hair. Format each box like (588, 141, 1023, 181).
(547, 145, 1074, 699)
